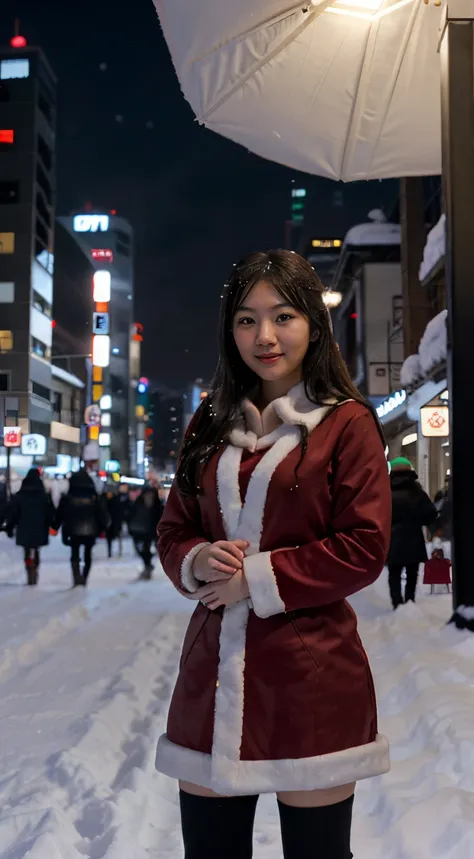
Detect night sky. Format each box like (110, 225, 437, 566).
(2, 0, 397, 388)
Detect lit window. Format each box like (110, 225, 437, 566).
(93, 270, 111, 302)
(0, 59, 30, 80)
(0, 233, 15, 254)
(0, 129, 14, 144)
(0, 330, 13, 351)
(0, 282, 14, 302)
(31, 336, 50, 359)
(92, 335, 110, 367)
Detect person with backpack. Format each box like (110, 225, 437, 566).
(387, 457, 437, 609)
(127, 485, 163, 580)
(55, 469, 109, 587)
(4, 468, 55, 585)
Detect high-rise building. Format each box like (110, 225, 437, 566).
(0, 38, 56, 439)
(57, 212, 136, 473)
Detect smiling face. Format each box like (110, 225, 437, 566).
(233, 279, 311, 398)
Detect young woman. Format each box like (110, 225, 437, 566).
(156, 250, 391, 859)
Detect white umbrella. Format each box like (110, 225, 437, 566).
(154, 0, 443, 181)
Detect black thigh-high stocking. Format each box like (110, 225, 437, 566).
(277, 794, 354, 859)
(179, 790, 258, 859)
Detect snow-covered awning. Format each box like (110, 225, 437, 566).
(343, 210, 401, 248)
(52, 364, 85, 389)
(400, 309, 447, 389)
(419, 215, 445, 282)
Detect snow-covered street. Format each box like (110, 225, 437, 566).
(0, 534, 473, 858)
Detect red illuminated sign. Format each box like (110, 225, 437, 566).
(91, 248, 114, 262)
(0, 130, 14, 144)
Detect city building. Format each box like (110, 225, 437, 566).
(149, 383, 185, 474)
(48, 364, 84, 474)
(0, 38, 56, 454)
(57, 211, 136, 474)
(332, 212, 403, 401)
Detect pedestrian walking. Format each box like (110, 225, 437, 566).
(4, 468, 55, 585)
(156, 250, 391, 859)
(387, 457, 437, 609)
(55, 469, 109, 587)
(127, 485, 163, 579)
(104, 488, 124, 558)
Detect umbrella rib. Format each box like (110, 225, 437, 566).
(340, 0, 421, 179)
(198, 2, 334, 123)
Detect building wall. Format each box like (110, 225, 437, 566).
(363, 263, 404, 396)
(0, 47, 56, 435)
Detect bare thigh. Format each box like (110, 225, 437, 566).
(179, 780, 355, 806)
(179, 780, 230, 798)
(277, 782, 355, 808)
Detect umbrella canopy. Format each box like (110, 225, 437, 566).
(155, 0, 443, 181)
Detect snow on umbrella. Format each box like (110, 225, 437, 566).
(154, 0, 443, 181)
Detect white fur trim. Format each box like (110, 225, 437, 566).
(244, 551, 286, 618)
(156, 733, 390, 795)
(216, 445, 243, 540)
(211, 601, 250, 790)
(180, 542, 210, 593)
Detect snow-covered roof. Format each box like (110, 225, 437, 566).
(52, 364, 85, 389)
(419, 214, 445, 281)
(400, 309, 447, 389)
(343, 210, 401, 248)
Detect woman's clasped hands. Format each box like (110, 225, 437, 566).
(191, 540, 250, 610)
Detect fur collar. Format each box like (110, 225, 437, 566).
(229, 382, 335, 452)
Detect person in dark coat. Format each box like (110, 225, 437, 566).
(55, 469, 109, 587)
(387, 457, 437, 608)
(104, 488, 124, 558)
(4, 468, 55, 585)
(127, 485, 163, 580)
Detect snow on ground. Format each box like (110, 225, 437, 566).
(0, 534, 473, 857)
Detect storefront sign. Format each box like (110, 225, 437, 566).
(376, 390, 406, 419)
(421, 406, 449, 437)
(92, 312, 109, 335)
(84, 405, 101, 427)
(3, 427, 21, 447)
(73, 214, 109, 233)
(21, 433, 47, 455)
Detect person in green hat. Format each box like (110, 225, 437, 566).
(387, 457, 437, 608)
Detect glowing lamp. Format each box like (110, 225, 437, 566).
(93, 270, 111, 302)
(92, 334, 110, 367)
(10, 35, 27, 48)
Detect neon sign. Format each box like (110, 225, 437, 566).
(91, 248, 113, 261)
(376, 390, 406, 419)
(73, 215, 109, 233)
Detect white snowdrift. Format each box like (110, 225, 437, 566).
(419, 215, 446, 281)
(0, 536, 473, 858)
(401, 309, 447, 388)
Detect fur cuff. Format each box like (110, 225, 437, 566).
(244, 551, 286, 618)
(180, 542, 210, 593)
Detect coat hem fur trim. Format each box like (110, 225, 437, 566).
(155, 732, 390, 795)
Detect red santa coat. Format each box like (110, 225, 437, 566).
(156, 384, 392, 795)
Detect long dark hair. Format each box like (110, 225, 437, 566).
(177, 249, 383, 497)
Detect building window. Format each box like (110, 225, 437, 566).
(36, 192, 51, 228)
(0, 331, 13, 352)
(32, 290, 52, 317)
(0, 233, 14, 254)
(36, 164, 52, 205)
(31, 336, 50, 360)
(0, 181, 19, 204)
(35, 218, 49, 248)
(38, 90, 53, 125)
(32, 381, 51, 401)
(0, 373, 10, 391)
(0, 59, 29, 80)
(52, 390, 62, 417)
(37, 134, 52, 172)
(0, 283, 14, 303)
